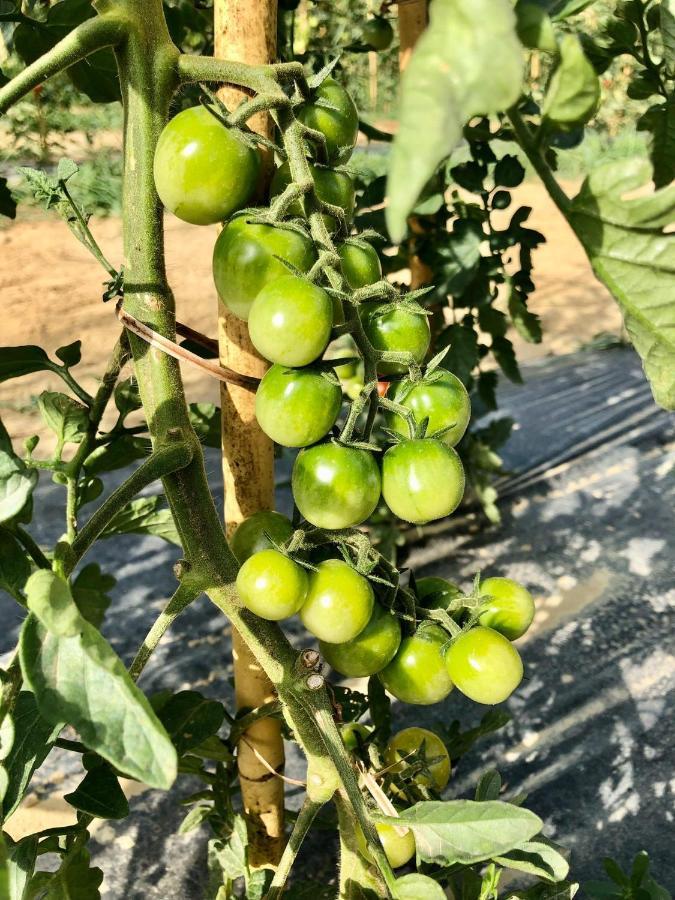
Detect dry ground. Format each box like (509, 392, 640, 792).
(0, 181, 622, 450)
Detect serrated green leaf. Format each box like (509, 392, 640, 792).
(56, 158, 78, 183)
(64, 766, 129, 820)
(439, 322, 479, 384)
(100, 496, 181, 546)
(542, 34, 600, 128)
(569, 158, 675, 409)
(20, 613, 177, 789)
(386, 0, 523, 241)
(33, 846, 103, 900)
(509, 290, 543, 343)
(0, 531, 31, 602)
(515, 2, 558, 52)
(381, 799, 541, 866)
(492, 336, 523, 383)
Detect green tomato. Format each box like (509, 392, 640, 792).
(395, 874, 446, 900)
(270, 162, 356, 230)
(255, 364, 342, 448)
(338, 241, 382, 290)
(416, 576, 462, 611)
(320, 603, 401, 677)
(361, 302, 430, 375)
(153, 106, 260, 225)
(297, 77, 358, 165)
(375, 823, 415, 869)
(300, 558, 374, 644)
(386, 371, 471, 446)
(248, 274, 333, 367)
(236, 548, 308, 621)
(230, 510, 294, 563)
(212, 215, 315, 320)
(361, 16, 394, 50)
(340, 721, 371, 752)
(445, 626, 524, 705)
(379, 625, 453, 705)
(479, 577, 535, 641)
(382, 439, 464, 525)
(292, 442, 381, 529)
(384, 727, 451, 791)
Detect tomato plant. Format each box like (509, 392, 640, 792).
(1, 0, 669, 895)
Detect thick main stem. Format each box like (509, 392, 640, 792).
(214, 0, 286, 867)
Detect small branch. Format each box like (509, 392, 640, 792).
(177, 55, 285, 100)
(13, 526, 51, 569)
(56, 366, 94, 407)
(507, 108, 571, 216)
(70, 440, 194, 568)
(0, 15, 127, 114)
(265, 798, 324, 900)
(128, 581, 202, 681)
(55, 738, 87, 753)
(230, 700, 283, 744)
(61, 181, 118, 279)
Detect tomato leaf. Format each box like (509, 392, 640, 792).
(386, 0, 524, 242)
(1, 691, 61, 820)
(25, 570, 82, 636)
(37, 391, 88, 448)
(395, 874, 446, 899)
(0, 346, 54, 383)
(568, 157, 675, 409)
(542, 34, 600, 129)
(31, 846, 103, 900)
(71, 564, 115, 628)
(475, 769, 502, 801)
(0, 531, 31, 602)
(637, 99, 675, 189)
(100, 496, 182, 546)
(662, 0, 675, 70)
(495, 836, 570, 882)
(0, 446, 38, 526)
(64, 766, 129, 820)
(378, 799, 541, 866)
(2, 834, 38, 900)
(152, 691, 226, 755)
(20, 583, 177, 789)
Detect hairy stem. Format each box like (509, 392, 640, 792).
(128, 581, 201, 680)
(0, 15, 128, 114)
(265, 798, 324, 900)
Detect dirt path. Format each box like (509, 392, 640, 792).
(0, 181, 622, 450)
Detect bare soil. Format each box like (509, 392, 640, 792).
(0, 181, 622, 451)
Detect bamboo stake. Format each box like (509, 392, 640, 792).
(213, 0, 286, 868)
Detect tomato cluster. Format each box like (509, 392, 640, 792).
(152, 76, 534, 737)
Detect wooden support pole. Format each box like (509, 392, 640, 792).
(397, 0, 433, 290)
(214, 0, 286, 868)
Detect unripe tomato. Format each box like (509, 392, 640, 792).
(445, 626, 524, 704)
(395, 874, 446, 899)
(338, 240, 382, 290)
(256, 364, 342, 448)
(361, 16, 394, 50)
(340, 721, 371, 752)
(416, 576, 462, 611)
(320, 603, 401, 676)
(386, 371, 471, 447)
(385, 727, 451, 791)
(297, 77, 359, 165)
(300, 558, 374, 644)
(375, 823, 415, 869)
(153, 107, 260, 225)
(382, 439, 464, 525)
(230, 510, 293, 563)
(236, 549, 308, 621)
(361, 302, 430, 375)
(479, 577, 535, 641)
(212, 216, 315, 320)
(248, 275, 333, 367)
(292, 442, 381, 529)
(379, 625, 453, 705)
(270, 162, 356, 230)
